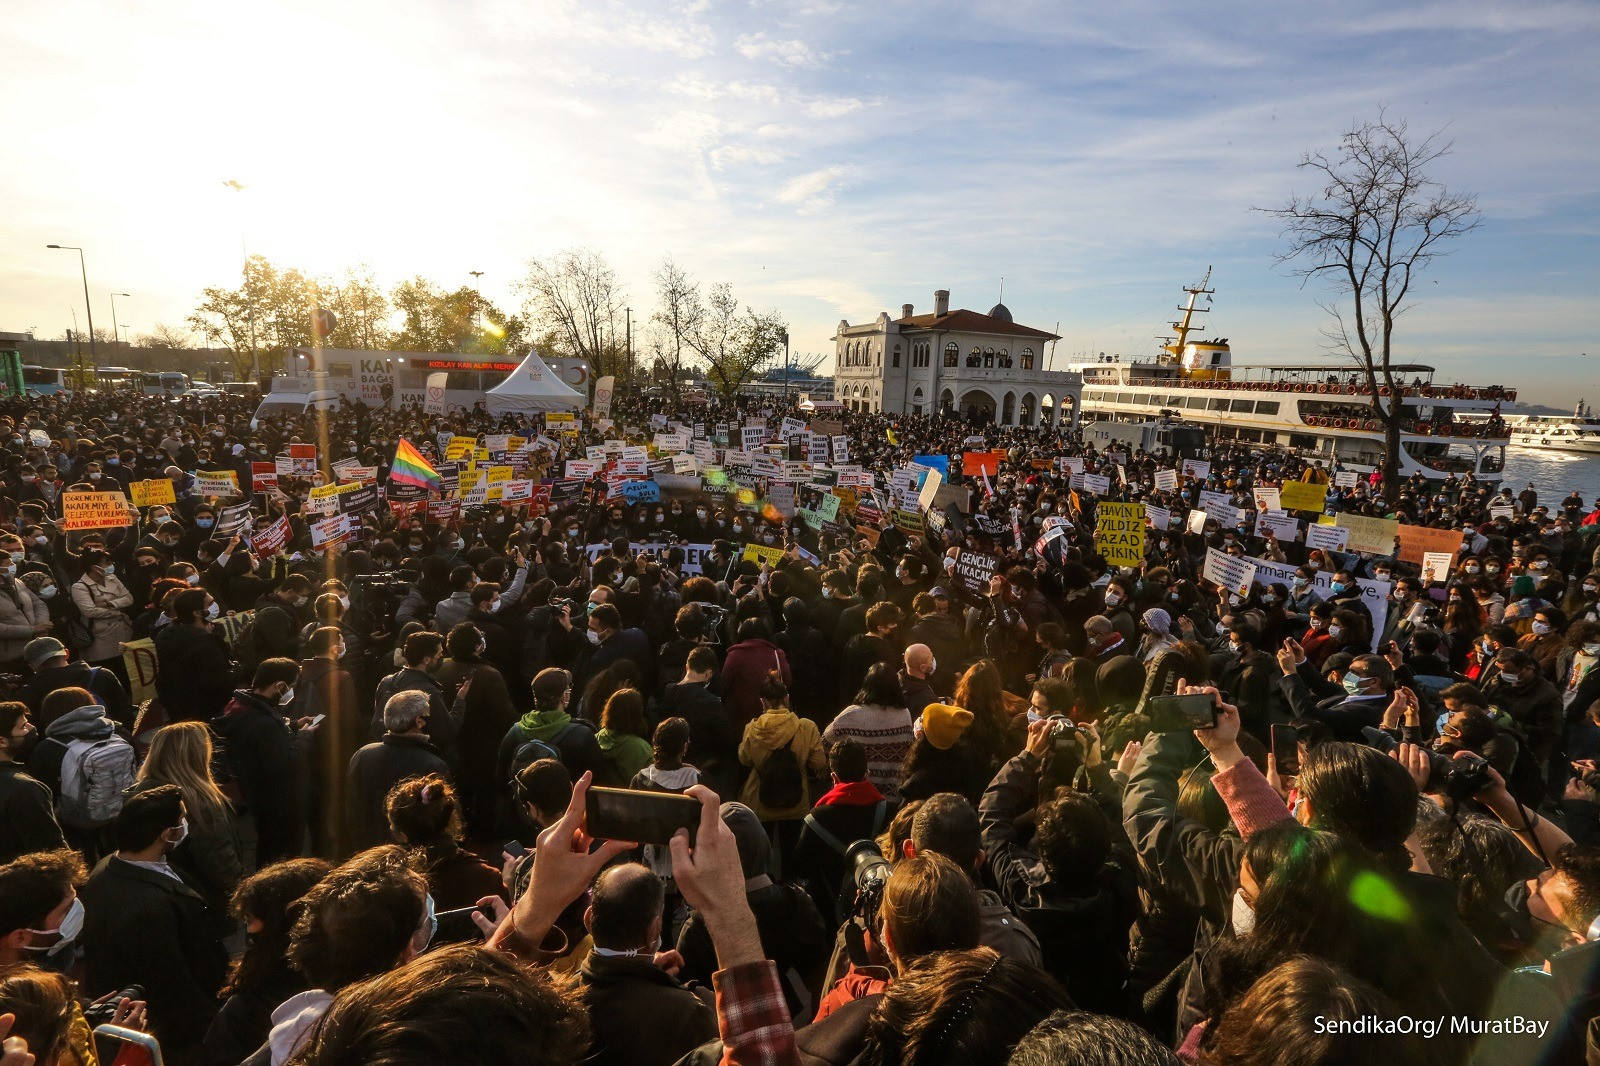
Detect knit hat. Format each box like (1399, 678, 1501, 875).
(1509, 575, 1536, 600)
(1142, 607, 1172, 636)
(23, 637, 66, 669)
(921, 702, 974, 750)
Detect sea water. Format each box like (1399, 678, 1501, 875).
(1500, 449, 1600, 509)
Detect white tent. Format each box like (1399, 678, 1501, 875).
(484, 350, 587, 416)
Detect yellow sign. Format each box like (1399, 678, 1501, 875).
(741, 543, 785, 568)
(194, 470, 240, 498)
(128, 479, 176, 508)
(1333, 513, 1401, 556)
(445, 436, 477, 461)
(122, 637, 158, 706)
(1093, 501, 1147, 567)
(1278, 481, 1329, 513)
(62, 491, 132, 531)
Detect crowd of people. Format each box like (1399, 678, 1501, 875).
(0, 381, 1598, 1066)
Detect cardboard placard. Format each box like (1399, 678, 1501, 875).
(1333, 513, 1400, 556)
(62, 491, 131, 531)
(129, 479, 176, 508)
(1279, 481, 1329, 513)
(1203, 547, 1259, 597)
(1094, 501, 1146, 567)
(1396, 523, 1463, 567)
(1305, 523, 1351, 553)
(952, 549, 998, 593)
(194, 470, 241, 498)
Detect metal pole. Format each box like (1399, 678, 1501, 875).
(110, 292, 130, 348)
(781, 331, 790, 405)
(47, 245, 97, 387)
(625, 308, 632, 384)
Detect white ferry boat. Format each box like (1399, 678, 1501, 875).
(1065, 273, 1517, 483)
(1506, 404, 1600, 456)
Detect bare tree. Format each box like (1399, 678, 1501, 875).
(687, 282, 787, 405)
(136, 323, 194, 349)
(1262, 111, 1479, 500)
(651, 256, 704, 402)
(516, 249, 626, 387)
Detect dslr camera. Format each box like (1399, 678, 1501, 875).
(840, 839, 893, 966)
(1362, 727, 1494, 801)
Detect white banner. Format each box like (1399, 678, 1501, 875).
(1304, 523, 1351, 553)
(1203, 547, 1258, 597)
(592, 375, 615, 418)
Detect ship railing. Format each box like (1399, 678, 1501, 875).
(1119, 375, 1516, 403)
(1296, 414, 1510, 440)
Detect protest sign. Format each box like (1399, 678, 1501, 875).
(310, 513, 354, 548)
(911, 455, 949, 479)
(1333, 513, 1400, 556)
(917, 466, 944, 511)
(1335, 470, 1360, 489)
(194, 470, 241, 498)
(121, 638, 158, 706)
(1421, 551, 1454, 585)
(1396, 523, 1463, 566)
(1094, 501, 1146, 567)
(1082, 473, 1111, 496)
(1203, 548, 1259, 597)
(1252, 486, 1281, 514)
(1182, 459, 1210, 481)
(1058, 456, 1084, 476)
(1154, 468, 1177, 492)
(741, 542, 785, 568)
(1304, 523, 1351, 553)
(1187, 509, 1209, 535)
(289, 443, 318, 475)
(1254, 511, 1300, 542)
(1146, 505, 1172, 531)
(336, 484, 379, 515)
(62, 491, 131, 531)
(952, 549, 998, 593)
(616, 480, 661, 506)
(565, 460, 600, 480)
(252, 515, 292, 557)
(891, 508, 926, 535)
(306, 482, 344, 516)
(832, 436, 850, 463)
(129, 479, 176, 508)
(962, 451, 1004, 477)
(215, 502, 252, 538)
(251, 463, 278, 493)
(1279, 481, 1328, 513)
(424, 372, 447, 414)
(592, 375, 615, 418)
(741, 426, 766, 451)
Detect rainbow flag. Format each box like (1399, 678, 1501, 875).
(389, 438, 440, 492)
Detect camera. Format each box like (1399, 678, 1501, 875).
(842, 839, 891, 924)
(550, 597, 577, 614)
(83, 985, 144, 1027)
(1361, 727, 1493, 801)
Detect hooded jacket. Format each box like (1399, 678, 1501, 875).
(154, 622, 235, 722)
(737, 709, 826, 821)
(27, 703, 122, 797)
(214, 688, 303, 865)
(594, 728, 653, 787)
(495, 707, 604, 786)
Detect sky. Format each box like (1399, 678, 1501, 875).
(2, 0, 1596, 408)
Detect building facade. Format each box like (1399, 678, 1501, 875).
(832, 289, 1083, 427)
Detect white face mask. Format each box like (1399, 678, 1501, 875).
(586, 629, 602, 645)
(40, 585, 57, 599)
(25, 897, 85, 955)
(170, 818, 189, 847)
(186, 573, 201, 586)
(1532, 621, 1553, 636)
(1327, 624, 1343, 640)
(278, 685, 296, 706)
(1104, 592, 1122, 606)
(1231, 889, 1255, 936)
(206, 601, 221, 620)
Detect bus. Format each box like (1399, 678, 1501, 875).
(94, 367, 143, 392)
(141, 372, 190, 396)
(21, 365, 69, 396)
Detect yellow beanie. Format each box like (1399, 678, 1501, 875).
(921, 702, 974, 751)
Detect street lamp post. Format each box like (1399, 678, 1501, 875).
(46, 245, 97, 388)
(780, 330, 791, 405)
(223, 180, 259, 380)
(109, 292, 131, 347)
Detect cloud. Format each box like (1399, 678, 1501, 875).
(774, 165, 851, 212)
(734, 31, 835, 68)
(710, 144, 788, 169)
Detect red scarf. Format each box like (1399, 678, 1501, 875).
(816, 779, 887, 807)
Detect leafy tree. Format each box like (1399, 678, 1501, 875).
(1262, 112, 1479, 501)
(136, 323, 194, 350)
(323, 267, 392, 350)
(687, 282, 787, 405)
(188, 255, 321, 378)
(651, 257, 703, 402)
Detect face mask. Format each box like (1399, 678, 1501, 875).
(1263, 594, 1277, 605)
(34, 536, 48, 546)
(1169, 592, 1181, 602)
(1584, 644, 1600, 657)
(101, 564, 115, 576)
(278, 685, 296, 706)
(1228, 641, 1242, 656)
(1500, 671, 1521, 685)
(7, 551, 23, 564)
(170, 818, 189, 847)
(88, 472, 102, 480)
(1104, 592, 1122, 607)
(490, 598, 502, 613)
(1585, 585, 1599, 597)
(206, 601, 221, 620)
(732, 524, 744, 534)
(1327, 623, 1343, 639)
(1341, 671, 1365, 696)
(413, 893, 437, 955)
(1465, 565, 1480, 574)
(1228, 594, 1244, 607)
(1488, 565, 1502, 575)
(696, 510, 707, 519)
(1293, 577, 1308, 589)
(1532, 621, 1553, 636)
(196, 519, 213, 529)
(1532, 560, 1549, 570)
(586, 629, 601, 645)
(338, 595, 350, 609)
(40, 585, 56, 599)
(26, 897, 86, 955)
(1231, 889, 1255, 936)
(1330, 582, 1347, 594)
(337, 644, 349, 659)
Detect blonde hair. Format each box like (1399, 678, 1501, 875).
(137, 721, 231, 830)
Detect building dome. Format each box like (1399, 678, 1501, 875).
(987, 302, 1013, 323)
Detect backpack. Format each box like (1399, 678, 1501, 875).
(507, 721, 592, 782)
(758, 738, 804, 810)
(57, 735, 136, 828)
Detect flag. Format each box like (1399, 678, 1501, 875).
(886, 427, 898, 446)
(389, 438, 440, 492)
(980, 470, 995, 499)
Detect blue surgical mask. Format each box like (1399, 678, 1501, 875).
(1330, 582, 1347, 594)
(1341, 671, 1365, 696)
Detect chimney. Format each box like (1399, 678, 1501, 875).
(901, 303, 914, 320)
(934, 289, 949, 316)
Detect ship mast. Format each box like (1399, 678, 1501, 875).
(1161, 266, 1213, 366)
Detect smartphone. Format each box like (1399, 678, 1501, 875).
(1147, 693, 1219, 733)
(433, 905, 488, 946)
(502, 839, 528, 859)
(585, 786, 701, 846)
(92, 1025, 162, 1063)
(1272, 724, 1302, 775)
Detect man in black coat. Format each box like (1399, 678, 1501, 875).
(79, 784, 229, 1064)
(19, 637, 130, 727)
(1277, 649, 1397, 743)
(0, 703, 64, 863)
(346, 690, 450, 851)
(213, 659, 305, 864)
(370, 631, 457, 763)
(576, 863, 717, 1066)
(788, 740, 892, 925)
(656, 646, 736, 798)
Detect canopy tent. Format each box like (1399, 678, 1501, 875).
(484, 350, 587, 416)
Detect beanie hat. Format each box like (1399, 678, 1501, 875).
(921, 702, 974, 751)
(1509, 575, 1536, 600)
(1142, 607, 1172, 636)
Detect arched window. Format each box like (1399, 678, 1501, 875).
(944, 342, 959, 368)
(967, 347, 982, 368)
(998, 348, 1011, 369)
(940, 388, 954, 412)
(892, 344, 901, 368)
(1002, 392, 1015, 424)
(1021, 347, 1034, 370)
(984, 347, 995, 369)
